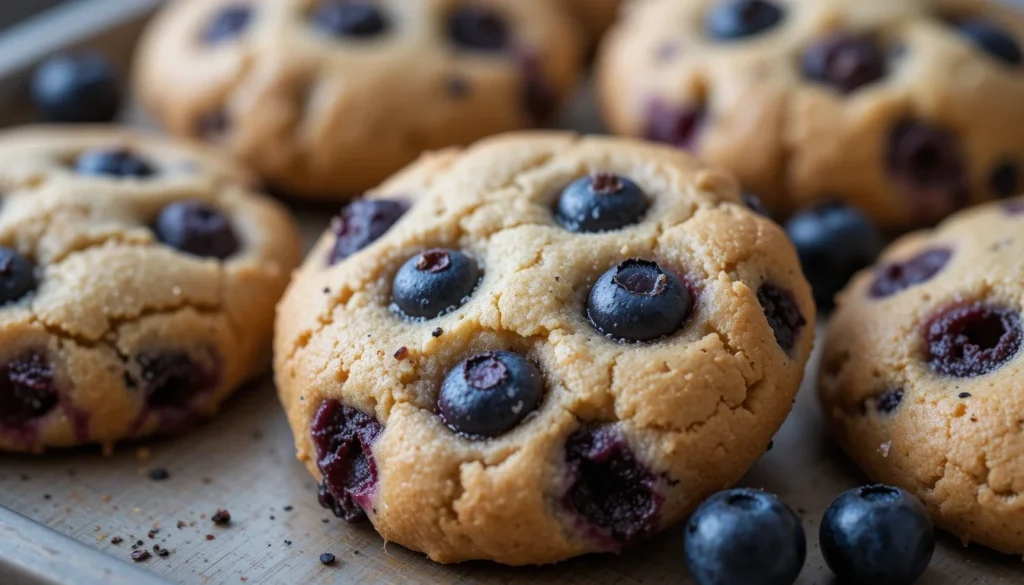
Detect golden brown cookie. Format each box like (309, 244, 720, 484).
(275, 132, 815, 564)
(0, 126, 302, 454)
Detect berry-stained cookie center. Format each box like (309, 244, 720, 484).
(705, 0, 785, 41)
(869, 248, 952, 299)
(439, 351, 544, 439)
(0, 352, 58, 428)
(203, 4, 253, 44)
(587, 259, 692, 342)
(555, 173, 650, 233)
(801, 34, 887, 94)
(886, 120, 967, 221)
(75, 147, 156, 178)
(312, 400, 383, 522)
(312, 1, 389, 38)
(757, 283, 805, 355)
(328, 199, 408, 265)
(926, 302, 1022, 378)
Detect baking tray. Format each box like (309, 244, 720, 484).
(0, 1, 1020, 583)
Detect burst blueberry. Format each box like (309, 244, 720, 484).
(587, 259, 692, 342)
(886, 120, 967, 222)
(438, 351, 543, 438)
(136, 352, 218, 412)
(869, 248, 952, 299)
(392, 249, 480, 319)
(312, 400, 383, 522)
(801, 33, 887, 94)
(0, 352, 58, 428)
(757, 283, 805, 354)
(925, 302, 1022, 378)
(155, 201, 239, 259)
(705, 0, 785, 41)
(555, 173, 649, 233)
(31, 52, 121, 124)
(0, 248, 36, 306)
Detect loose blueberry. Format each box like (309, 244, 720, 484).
(785, 203, 884, 311)
(75, 147, 155, 178)
(757, 284, 805, 354)
(644, 100, 705, 151)
(801, 34, 887, 94)
(0, 352, 58, 428)
(447, 7, 509, 51)
(742, 192, 772, 219)
(587, 259, 692, 342)
(820, 485, 934, 585)
(875, 388, 904, 414)
(555, 173, 650, 233)
(392, 249, 480, 319)
(328, 199, 408, 265)
(685, 489, 806, 585)
(155, 201, 239, 260)
(705, 0, 785, 41)
(311, 400, 383, 522)
(312, 1, 389, 38)
(563, 424, 660, 546)
(869, 248, 952, 299)
(955, 19, 1022, 66)
(925, 302, 1022, 378)
(136, 352, 218, 411)
(989, 160, 1019, 199)
(203, 4, 253, 44)
(886, 120, 967, 222)
(31, 52, 121, 124)
(438, 351, 544, 438)
(0, 248, 37, 306)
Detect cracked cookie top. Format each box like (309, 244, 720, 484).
(133, 0, 584, 200)
(274, 132, 815, 564)
(0, 126, 302, 453)
(821, 196, 1024, 554)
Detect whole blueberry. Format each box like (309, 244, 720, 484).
(820, 485, 934, 585)
(328, 199, 408, 265)
(448, 7, 509, 51)
(155, 201, 239, 259)
(587, 259, 692, 342)
(0, 248, 36, 306)
(312, 1, 389, 38)
(203, 4, 254, 44)
(785, 203, 884, 311)
(438, 351, 544, 438)
(75, 147, 155, 178)
(555, 173, 650, 233)
(705, 0, 785, 41)
(956, 20, 1022, 66)
(392, 249, 480, 319)
(31, 52, 121, 124)
(685, 488, 806, 585)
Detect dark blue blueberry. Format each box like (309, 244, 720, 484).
(757, 283, 805, 354)
(0, 352, 58, 428)
(926, 302, 1022, 378)
(989, 160, 1019, 199)
(448, 7, 509, 51)
(886, 119, 967, 222)
(801, 33, 887, 94)
(0, 248, 36, 306)
(31, 52, 121, 124)
(785, 203, 884, 311)
(312, 400, 383, 523)
(312, 1, 389, 38)
(75, 147, 155, 178)
(869, 248, 952, 299)
(392, 249, 480, 319)
(741, 192, 772, 219)
(203, 4, 254, 44)
(820, 485, 934, 585)
(155, 201, 239, 260)
(587, 259, 692, 342)
(705, 0, 785, 41)
(685, 488, 806, 585)
(438, 351, 543, 438)
(956, 20, 1022, 67)
(555, 173, 650, 233)
(328, 199, 408, 265)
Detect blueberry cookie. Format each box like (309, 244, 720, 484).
(134, 0, 584, 200)
(275, 132, 815, 564)
(0, 126, 302, 453)
(596, 0, 1024, 229)
(820, 197, 1024, 554)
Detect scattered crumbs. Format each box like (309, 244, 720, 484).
(393, 346, 408, 360)
(177, 520, 187, 529)
(284, 540, 293, 546)
(283, 505, 294, 512)
(212, 509, 231, 526)
(320, 553, 336, 566)
(136, 540, 144, 546)
(959, 392, 971, 399)
(94, 525, 101, 532)
(20, 474, 29, 481)
(879, 440, 892, 458)
(134, 508, 143, 515)
(202, 477, 213, 485)
(431, 327, 443, 338)
(321, 518, 329, 524)
(111, 537, 123, 545)
(131, 550, 151, 562)
(766, 440, 774, 452)
(200, 514, 207, 519)
(797, 508, 807, 515)
(323, 287, 330, 294)
(136, 448, 152, 462)
(148, 468, 170, 481)
(147, 529, 159, 539)
(353, 550, 359, 556)
(189, 521, 197, 527)
(206, 534, 215, 541)
(241, 578, 248, 583)
(270, 516, 276, 521)
(102, 494, 111, 503)
(970, 416, 978, 422)
(153, 545, 169, 558)
(43, 494, 51, 500)
(554, 276, 560, 282)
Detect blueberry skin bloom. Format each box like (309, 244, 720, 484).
(820, 485, 935, 585)
(392, 249, 480, 319)
(32, 52, 122, 124)
(438, 351, 544, 438)
(587, 259, 692, 342)
(555, 173, 650, 233)
(684, 488, 806, 585)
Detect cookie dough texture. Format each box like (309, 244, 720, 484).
(0, 126, 302, 453)
(821, 198, 1024, 554)
(134, 0, 584, 200)
(275, 132, 815, 564)
(597, 0, 1024, 228)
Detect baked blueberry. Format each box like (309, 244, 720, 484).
(925, 302, 1022, 378)
(785, 203, 884, 311)
(644, 100, 705, 151)
(312, 399, 384, 522)
(75, 147, 155, 178)
(31, 52, 121, 124)
(820, 485, 934, 585)
(685, 488, 806, 585)
(328, 199, 408, 265)
(438, 351, 544, 438)
(587, 259, 692, 342)
(955, 19, 1022, 67)
(886, 120, 967, 222)
(448, 7, 509, 51)
(0, 352, 58, 428)
(0, 248, 37, 306)
(203, 4, 254, 44)
(155, 201, 239, 260)
(312, 1, 389, 38)
(136, 352, 219, 412)
(392, 249, 480, 319)
(801, 33, 887, 94)
(989, 160, 1019, 199)
(555, 173, 650, 233)
(705, 0, 785, 41)
(563, 424, 661, 547)
(869, 248, 952, 299)
(757, 283, 805, 354)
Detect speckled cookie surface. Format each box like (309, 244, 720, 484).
(134, 0, 584, 200)
(274, 132, 815, 565)
(0, 126, 302, 454)
(820, 197, 1024, 554)
(597, 0, 1024, 229)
